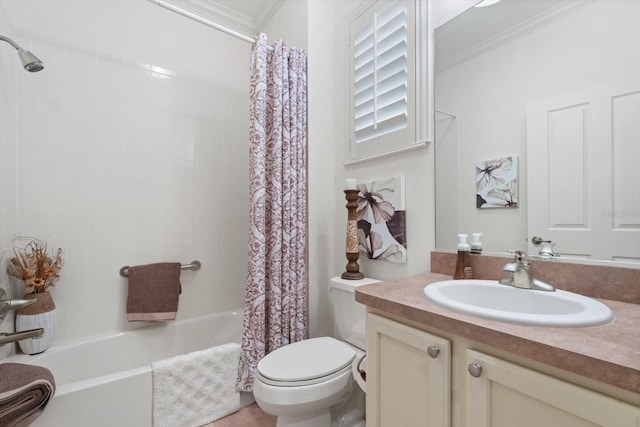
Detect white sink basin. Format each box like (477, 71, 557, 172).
(423, 280, 613, 327)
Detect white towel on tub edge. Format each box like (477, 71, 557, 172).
(152, 342, 241, 427)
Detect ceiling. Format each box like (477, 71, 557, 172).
(162, 0, 284, 37)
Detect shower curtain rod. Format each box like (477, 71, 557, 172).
(147, 0, 273, 50)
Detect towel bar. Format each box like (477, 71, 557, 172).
(119, 260, 202, 278)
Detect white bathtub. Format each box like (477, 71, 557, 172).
(5, 310, 252, 427)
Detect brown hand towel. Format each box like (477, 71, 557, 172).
(126, 262, 182, 322)
(0, 363, 55, 427)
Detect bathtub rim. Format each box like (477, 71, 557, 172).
(4, 309, 244, 366)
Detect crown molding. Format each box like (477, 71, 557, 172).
(435, 0, 588, 72)
(153, 0, 285, 41)
(161, 0, 255, 36)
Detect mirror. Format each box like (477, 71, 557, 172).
(434, 0, 640, 265)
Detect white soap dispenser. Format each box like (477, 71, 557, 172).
(470, 233, 483, 254)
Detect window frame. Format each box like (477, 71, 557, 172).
(345, 0, 431, 164)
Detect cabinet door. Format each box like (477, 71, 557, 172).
(366, 313, 451, 427)
(466, 349, 640, 427)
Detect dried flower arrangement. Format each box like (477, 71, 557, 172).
(7, 236, 64, 295)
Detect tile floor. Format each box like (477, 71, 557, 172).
(205, 403, 277, 427)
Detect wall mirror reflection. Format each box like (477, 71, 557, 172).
(434, 0, 640, 265)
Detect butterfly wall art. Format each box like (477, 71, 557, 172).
(356, 176, 407, 263)
(476, 156, 519, 209)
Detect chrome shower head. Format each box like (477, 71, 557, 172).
(0, 35, 44, 72)
(18, 49, 44, 72)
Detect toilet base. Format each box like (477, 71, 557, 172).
(332, 386, 366, 427)
(276, 409, 330, 427)
(260, 384, 366, 427)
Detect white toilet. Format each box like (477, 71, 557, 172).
(253, 276, 379, 427)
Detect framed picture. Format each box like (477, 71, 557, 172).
(476, 156, 518, 209)
(357, 176, 407, 263)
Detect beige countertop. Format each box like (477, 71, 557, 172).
(355, 272, 640, 395)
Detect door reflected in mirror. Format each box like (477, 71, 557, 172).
(434, 0, 640, 265)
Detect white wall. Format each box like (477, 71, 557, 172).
(0, 0, 251, 347)
(263, 0, 308, 48)
(306, 0, 342, 338)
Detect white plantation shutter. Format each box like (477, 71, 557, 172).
(347, 0, 429, 163)
(354, 2, 408, 143)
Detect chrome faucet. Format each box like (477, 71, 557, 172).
(0, 289, 45, 346)
(0, 297, 37, 317)
(0, 289, 37, 321)
(499, 251, 556, 292)
(0, 328, 44, 346)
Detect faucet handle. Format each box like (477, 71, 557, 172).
(513, 250, 531, 265)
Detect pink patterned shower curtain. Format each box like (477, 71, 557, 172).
(236, 34, 308, 392)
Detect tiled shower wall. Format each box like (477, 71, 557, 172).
(0, 4, 17, 358)
(0, 0, 252, 348)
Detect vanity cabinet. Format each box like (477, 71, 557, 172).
(366, 312, 640, 427)
(366, 313, 451, 427)
(466, 349, 640, 427)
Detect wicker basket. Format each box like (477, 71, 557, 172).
(16, 291, 56, 315)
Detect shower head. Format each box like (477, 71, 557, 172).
(17, 49, 44, 72)
(0, 35, 44, 72)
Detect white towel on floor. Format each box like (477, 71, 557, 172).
(152, 343, 241, 427)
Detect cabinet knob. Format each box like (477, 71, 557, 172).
(427, 345, 440, 358)
(468, 363, 483, 377)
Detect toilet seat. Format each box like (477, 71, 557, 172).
(257, 359, 354, 387)
(256, 337, 356, 387)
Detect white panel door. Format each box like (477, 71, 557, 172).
(527, 78, 640, 262)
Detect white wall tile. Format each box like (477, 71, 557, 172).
(95, 97, 126, 153)
(1, 0, 251, 349)
(67, 148, 98, 182)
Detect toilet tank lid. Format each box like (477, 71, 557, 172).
(257, 337, 355, 382)
(330, 276, 381, 292)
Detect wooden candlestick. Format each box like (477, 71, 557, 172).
(341, 189, 365, 280)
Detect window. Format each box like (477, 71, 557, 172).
(347, 0, 430, 163)
(354, 2, 408, 143)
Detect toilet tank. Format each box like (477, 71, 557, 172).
(329, 276, 380, 350)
